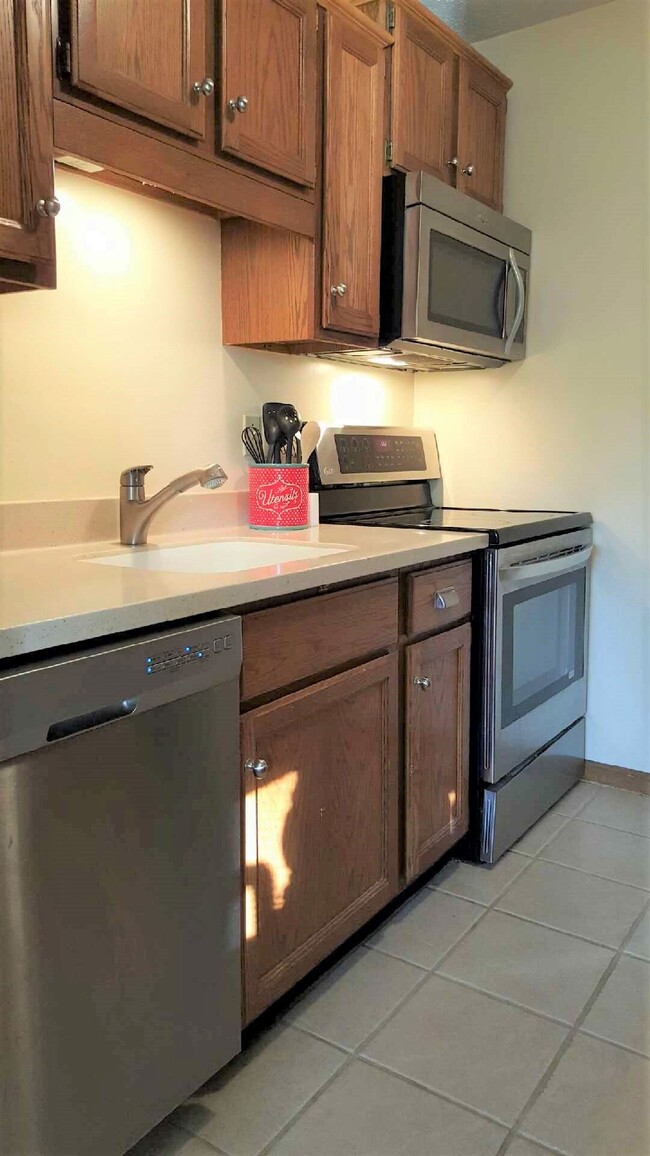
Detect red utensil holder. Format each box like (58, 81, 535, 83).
(248, 464, 310, 530)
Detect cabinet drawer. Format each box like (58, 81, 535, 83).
(242, 577, 398, 699)
(407, 560, 472, 636)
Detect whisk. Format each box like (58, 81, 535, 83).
(241, 425, 265, 464)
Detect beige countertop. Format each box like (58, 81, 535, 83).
(0, 524, 489, 661)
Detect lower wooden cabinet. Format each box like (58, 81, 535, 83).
(241, 653, 399, 1023)
(405, 622, 471, 883)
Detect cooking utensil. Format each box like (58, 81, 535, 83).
(277, 405, 301, 465)
(299, 421, 321, 463)
(265, 416, 281, 463)
(262, 402, 284, 463)
(241, 425, 265, 464)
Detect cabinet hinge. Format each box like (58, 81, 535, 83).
(386, 2, 396, 31)
(56, 38, 72, 79)
(384, 139, 394, 165)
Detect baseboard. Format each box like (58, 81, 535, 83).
(583, 760, 650, 795)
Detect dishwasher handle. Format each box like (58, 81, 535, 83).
(47, 698, 138, 742)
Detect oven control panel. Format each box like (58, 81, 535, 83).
(334, 433, 427, 475)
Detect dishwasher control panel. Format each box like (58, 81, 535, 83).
(146, 632, 235, 675)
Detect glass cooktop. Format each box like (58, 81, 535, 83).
(345, 507, 592, 546)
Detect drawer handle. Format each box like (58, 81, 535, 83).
(245, 758, 268, 780)
(433, 586, 460, 610)
(413, 676, 431, 690)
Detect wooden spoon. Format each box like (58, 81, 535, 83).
(299, 421, 321, 463)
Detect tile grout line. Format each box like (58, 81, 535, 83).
(170, 1119, 229, 1155)
(490, 904, 643, 952)
(494, 894, 650, 1156)
(577, 1024, 650, 1061)
(505, 852, 650, 893)
(187, 786, 645, 1156)
(254, 857, 540, 1155)
(570, 815, 650, 840)
(536, 854, 650, 892)
(274, 803, 648, 1155)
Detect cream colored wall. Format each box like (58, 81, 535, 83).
(0, 168, 413, 503)
(414, 0, 650, 772)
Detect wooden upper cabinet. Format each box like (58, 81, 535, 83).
(68, 0, 208, 137)
(390, 3, 456, 182)
(242, 655, 399, 1022)
(220, 0, 317, 186)
(405, 623, 471, 883)
(321, 3, 385, 336)
(354, 0, 511, 212)
(0, 0, 56, 283)
(457, 57, 507, 212)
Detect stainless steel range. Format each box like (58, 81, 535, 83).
(312, 425, 592, 862)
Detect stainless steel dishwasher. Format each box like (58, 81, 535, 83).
(0, 617, 242, 1156)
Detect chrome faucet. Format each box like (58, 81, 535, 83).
(119, 463, 228, 546)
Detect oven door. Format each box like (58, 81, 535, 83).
(485, 529, 592, 783)
(402, 204, 529, 361)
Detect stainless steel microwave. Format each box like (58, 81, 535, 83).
(322, 171, 532, 373)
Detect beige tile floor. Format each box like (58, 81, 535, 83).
(129, 782, 650, 1156)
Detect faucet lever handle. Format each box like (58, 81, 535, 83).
(120, 465, 153, 486)
(120, 465, 153, 502)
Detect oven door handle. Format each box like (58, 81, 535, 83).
(504, 248, 525, 356)
(499, 546, 593, 584)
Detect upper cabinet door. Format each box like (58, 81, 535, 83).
(321, 6, 384, 337)
(220, 0, 317, 186)
(0, 0, 55, 275)
(390, 4, 456, 182)
(69, 0, 208, 137)
(457, 57, 507, 211)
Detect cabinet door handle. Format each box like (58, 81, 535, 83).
(461, 163, 475, 176)
(413, 676, 431, 690)
(245, 758, 268, 779)
(446, 156, 458, 168)
(36, 197, 61, 218)
(330, 283, 347, 297)
(193, 77, 215, 97)
(228, 95, 249, 114)
(433, 586, 460, 610)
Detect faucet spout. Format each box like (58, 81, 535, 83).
(119, 463, 227, 546)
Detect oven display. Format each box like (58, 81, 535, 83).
(334, 434, 426, 474)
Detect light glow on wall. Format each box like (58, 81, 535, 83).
(57, 187, 132, 276)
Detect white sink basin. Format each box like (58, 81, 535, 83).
(86, 538, 350, 574)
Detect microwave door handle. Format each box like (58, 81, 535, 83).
(504, 248, 525, 355)
(499, 546, 593, 584)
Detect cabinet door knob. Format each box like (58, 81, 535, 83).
(433, 586, 460, 610)
(413, 676, 431, 690)
(245, 758, 268, 779)
(35, 197, 61, 219)
(228, 95, 249, 113)
(193, 77, 215, 97)
(462, 163, 475, 176)
(446, 156, 458, 168)
(330, 283, 347, 297)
